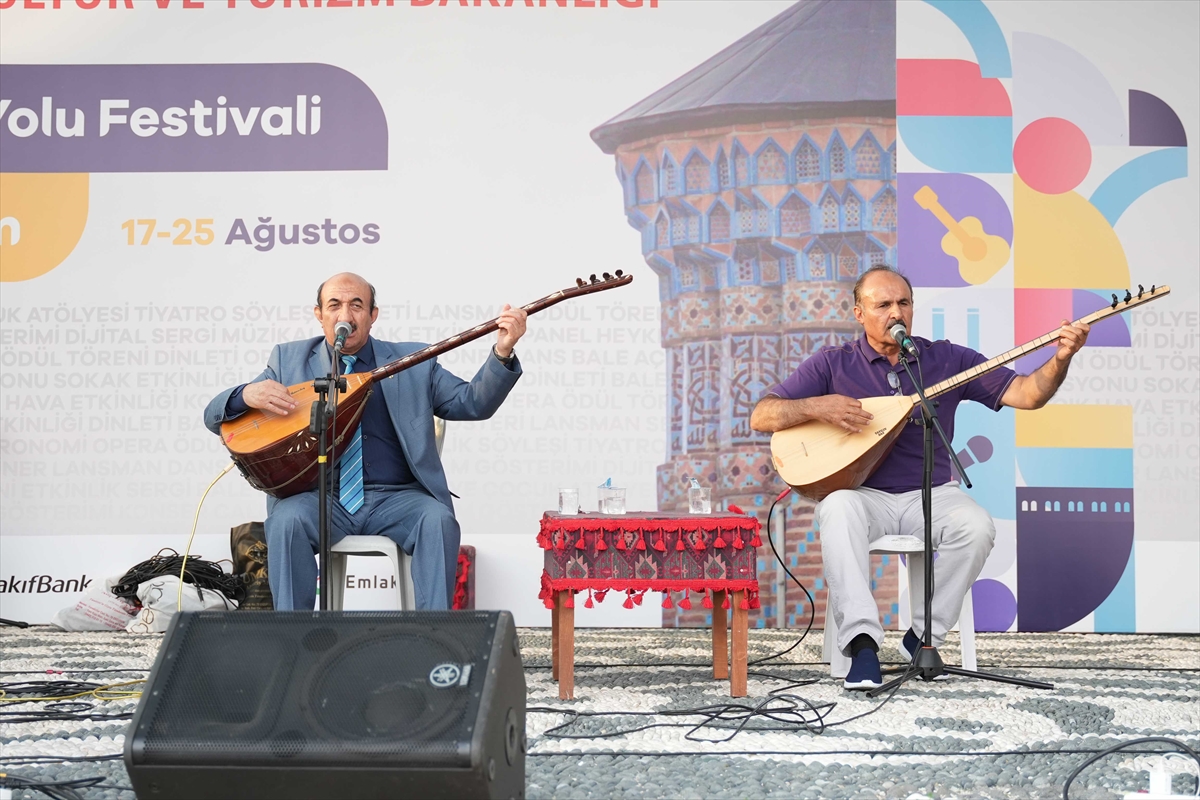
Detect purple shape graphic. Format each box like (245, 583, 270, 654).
(1073, 289, 1132, 347)
(1129, 90, 1188, 147)
(971, 579, 1017, 632)
(1016, 487, 1134, 631)
(897, 172, 1012, 287)
(0, 64, 388, 173)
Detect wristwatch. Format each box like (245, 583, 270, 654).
(493, 346, 516, 367)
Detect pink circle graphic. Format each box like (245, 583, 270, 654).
(1013, 117, 1092, 194)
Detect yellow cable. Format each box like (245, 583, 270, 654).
(0, 679, 145, 703)
(177, 461, 237, 612)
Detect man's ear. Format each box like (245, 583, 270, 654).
(313, 305, 322, 324)
(370, 306, 380, 324)
(852, 304, 865, 326)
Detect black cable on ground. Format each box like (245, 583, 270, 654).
(0, 774, 134, 800)
(1061, 736, 1200, 800)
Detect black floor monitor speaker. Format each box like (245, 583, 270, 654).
(125, 610, 526, 799)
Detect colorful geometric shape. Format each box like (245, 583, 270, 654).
(1012, 32, 1126, 146)
(1016, 448, 1133, 489)
(899, 116, 1013, 174)
(1012, 176, 1129, 289)
(1129, 90, 1188, 147)
(923, 0, 1012, 78)
(1088, 147, 1189, 227)
(898, 59, 1012, 116)
(1015, 405, 1133, 449)
(1016, 487, 1134, 631)
(0, 172, 89, 282)
(1092, 547, 1135, 633)
(971, 578, 1017, 632)
(1013, 289, 1131, 376)
(953, 403, 1014, 520)
(1013, 117, 1092, 194)
(899, 172, 1012, 287)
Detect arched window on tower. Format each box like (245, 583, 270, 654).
(661, 155, 679, 196)
(733, 244, 757, 284)
(873, 188, 897, 230)
(708, 204, 731, 242)
(756, 143, 787, 183)
(735, 195, 755, 237)
(807, 244, 828, 279)
(655, 213, 669, 249)
(684, 154, 711, 195)
(844, 194, 861, 230)
(853, 135, 883, 178)
(780, 195, 811, 236)
(828, 137, 847, 179)
(635, 163, 655, 204)
(679, 257, 698, 289)
(821, 193, 840, 232)
(838, 243, 859, 279)
(733, 145, 749, 187)
(795, 140, 821, 182)
(716, 152, 731, 190)
(866, 239, 887, 269)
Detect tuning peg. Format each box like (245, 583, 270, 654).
(1111, 293, 1118, 309)
(615, 269, 624, 278)
(1137, 284, 1144, 299)
(602, 272, 613, 280)
(575, 278, 586, 288)
(589, 274, 599, 284)
(1151, 284, 1156, 293)
(1124, 289, 1132, 303)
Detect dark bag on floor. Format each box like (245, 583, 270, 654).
(230, 522, 274, 610)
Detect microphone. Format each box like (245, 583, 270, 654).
(333, 321, 352, 352)
(888, 321, 919, 358)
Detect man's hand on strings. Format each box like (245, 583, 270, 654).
(242, 380, 298, 416)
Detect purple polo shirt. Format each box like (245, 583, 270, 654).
(766, 335, 1017, 493)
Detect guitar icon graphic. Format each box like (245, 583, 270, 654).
(913, 185, 1011, 285)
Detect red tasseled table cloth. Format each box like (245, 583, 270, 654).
(538, 510, 762, 699)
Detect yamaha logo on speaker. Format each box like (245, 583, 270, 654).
(429, 662, 471, 688)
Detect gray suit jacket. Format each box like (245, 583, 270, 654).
(203, 336, 521, 513)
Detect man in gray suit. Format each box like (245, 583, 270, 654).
(204, 272, 527, 611)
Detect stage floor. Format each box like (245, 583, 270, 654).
(1, 625, 1197, 799)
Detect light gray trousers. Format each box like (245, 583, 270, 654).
(816, 484, 995, 656)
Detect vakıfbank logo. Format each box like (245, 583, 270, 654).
(0, 63, 389, 282)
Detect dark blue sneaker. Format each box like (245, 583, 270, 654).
(843, 648, 883, 690)
(899, 628, 921, 662)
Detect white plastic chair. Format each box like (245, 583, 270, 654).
(328, 536, 415, 611)
(823, 534, 976, 678)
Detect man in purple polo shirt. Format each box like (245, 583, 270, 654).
(750, 266, 1090, 689)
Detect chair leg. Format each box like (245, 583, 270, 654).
(730, 590, 747, 697)
(712, 590, 728, 680)
(825, 603, 850, 679)
(960, 584, 977, 670)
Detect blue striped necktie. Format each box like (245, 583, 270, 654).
(337, 354, 365, 514)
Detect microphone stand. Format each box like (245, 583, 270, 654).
(867, 347, 1052, 696)
(311, 341, 346, 612)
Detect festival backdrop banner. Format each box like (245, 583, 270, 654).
(0, 0, 1195, 631)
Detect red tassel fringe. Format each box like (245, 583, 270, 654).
(595, 534, 607, 551)
(623, 592, 634, 609)
(676, 532, 685, 551)
(616, 534, 627, 551)
(584, 589, 594, 608)
(653, 531, 666, 552)
(575, 531, 586, 549)
(679, 593, 692, 610)
(713, 534, 726, 549)
(636, 530, 647, 551)
(749, 530, 763, 547)
(662, 592, 673, 609)
(702, 592, 713, 609)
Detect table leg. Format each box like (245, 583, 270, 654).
(551, 596, 560, 682)
(712, 590, 728, 680)
(731, 590, 748, 698)
(556, 591, 575, 700)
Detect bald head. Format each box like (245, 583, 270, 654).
(853, 266, 912, 308)
(317, 272, 376, 312)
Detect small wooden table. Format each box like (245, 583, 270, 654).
(538, 511, 761, 700)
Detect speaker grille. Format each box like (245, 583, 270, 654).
(136, 612, 496, 767)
